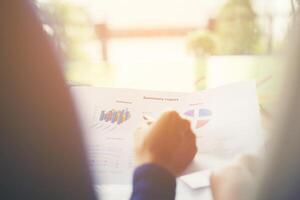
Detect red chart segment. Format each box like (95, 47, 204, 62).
(196, 119, 210, 129)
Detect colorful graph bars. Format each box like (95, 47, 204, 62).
(100, 108, 131, 125)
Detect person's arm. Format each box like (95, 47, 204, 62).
(130, 111, 197, 200)
(131, 164, 176, 200)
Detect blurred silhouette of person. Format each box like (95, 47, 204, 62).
(0, 1, 196, 200)
(210, 1, 300, 200)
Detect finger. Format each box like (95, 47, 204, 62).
(155, 111, 181, 135)
(186, 127, 196, 139)
(181, 119, 192, 132)
(175, 119, 192, 138)
(182, 128, 197, 151)
(186, 132, 198, 158)
(237, 154, 260, 175)
(178, 120, 196, 148)
(163, 111, 181, 124)
(210, 170, 221, 200)
(177, 130, 198, 161)
(190, 134, 198, 156)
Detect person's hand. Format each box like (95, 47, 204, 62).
(135, 111, 197, 176)
(210, 155, 260, 200)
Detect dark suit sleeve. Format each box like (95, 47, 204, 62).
(131, 164, 176, 200)
(0, 0, 96, 200)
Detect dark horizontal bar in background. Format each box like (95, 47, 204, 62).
(96, 24, 198, 38)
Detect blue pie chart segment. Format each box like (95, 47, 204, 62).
(199, 109, 212, 117)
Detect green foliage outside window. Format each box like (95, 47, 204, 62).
(187, 0, 262, 56)
(36, 0, 96, 64)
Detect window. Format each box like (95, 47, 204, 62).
(36, 0, 293, 123)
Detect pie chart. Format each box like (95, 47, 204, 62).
(184, 108, 212, 129)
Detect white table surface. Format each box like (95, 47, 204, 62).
(96, 182, 212, 200)
(95, 155, 230, 200)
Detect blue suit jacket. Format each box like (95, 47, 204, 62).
(0, 0, 176, 199)
(131, 164, 176, 200)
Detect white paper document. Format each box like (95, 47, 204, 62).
(180, 170, 211, 189)
(72, 81, 262, 185)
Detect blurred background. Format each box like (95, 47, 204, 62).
(34, 0, 294, 125)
